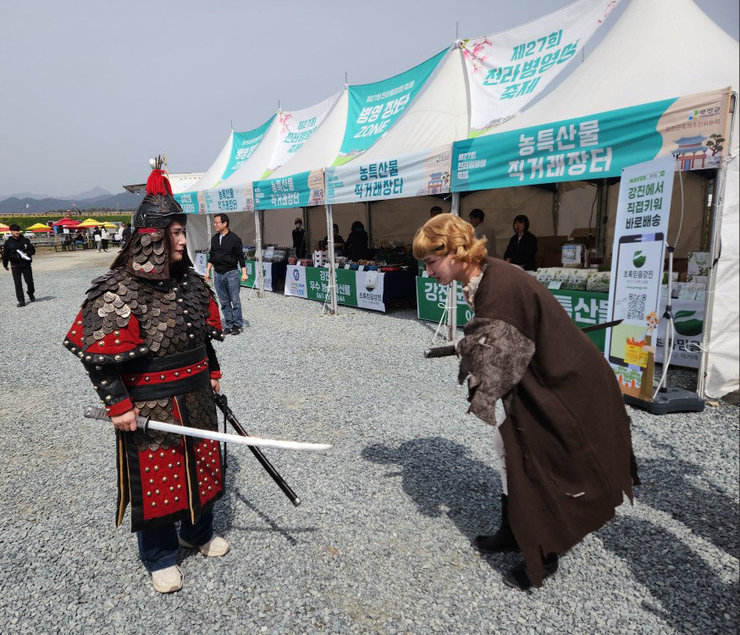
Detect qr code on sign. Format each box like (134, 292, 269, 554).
(627, 293, 647, 320)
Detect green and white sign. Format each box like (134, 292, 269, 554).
(240, 260, 273, 292)
(326, 146, 451, 204)
(550, 289, 609, 351)
(452, 88, 729, 191)
(203, 183, 254, 214)
(221, 116, 275, 180)
(284, 265, 387, 312)
(415, 277, 473, 326)
(605, 155, 674, 402)
(334, 49, 447, 166)
(452, 99, 674, 191)
(253, 170, 324, 210)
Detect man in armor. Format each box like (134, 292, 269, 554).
(63, 167, 229, 593)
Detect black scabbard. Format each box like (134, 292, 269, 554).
(423, 344, 457, 358)
(213, 392, 301, 507)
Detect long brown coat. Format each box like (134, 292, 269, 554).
(458, 258, 637, 585)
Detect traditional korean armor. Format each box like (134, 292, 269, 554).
(63, 172, 227, 532)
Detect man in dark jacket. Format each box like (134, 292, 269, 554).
(2, 223, 36, 307)
(204, 213, 247, 335)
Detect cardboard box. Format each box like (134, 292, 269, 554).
(568, 227, 596, 247)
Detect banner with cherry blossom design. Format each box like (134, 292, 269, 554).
(462, 0, 620, 137)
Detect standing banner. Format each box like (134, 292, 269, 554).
(462, 0, 620, 137)
(221, 116, 275, 181)
(452, 88, 730, 192)
(333, 49, 448, 166)
(264, 93, 340, 178)
(326, 146, 451, 204)
(242, 260, 273, 291)
(604, 156, 674, 403)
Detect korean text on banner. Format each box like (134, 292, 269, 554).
(452, 89, 729, 192)
(221, 116, 275, 181)
(326, 147, 451, 204)
(253, 170, 324, 210)
(463, 0, 620, 137)
(604, 155, 675, 403)
(267, 94, 339, 175)
(333, 49, 448, 166)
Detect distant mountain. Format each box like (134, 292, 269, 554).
(58, 186, 113, 201)
(0, 191, 143, 214)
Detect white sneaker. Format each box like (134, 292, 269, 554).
(178, 535, 230, 557)
(151, 565, 183, 593)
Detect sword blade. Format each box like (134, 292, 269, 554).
(84, 406, 332, 452)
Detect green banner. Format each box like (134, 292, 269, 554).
(222, 116, 275, 180)
(549, 288, 609, 351)
(415, 277, 473, 326)
(452, 98, 674, 191)
(416, 277, 609, 349)
(334, 49, 447, 165)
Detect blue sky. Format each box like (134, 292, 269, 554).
(1, 0, 737, 198)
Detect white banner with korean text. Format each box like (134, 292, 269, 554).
(462, 0, 620, 136)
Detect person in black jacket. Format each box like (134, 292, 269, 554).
(292, 218, 307, 259)
(2, 223, 36, 307)
(204, 213, 247, 335)
(503, 214, 538, 271)
(343, 220, 370, 261)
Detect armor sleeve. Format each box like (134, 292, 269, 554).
(206, 295, 224, 339)
(83, 361, 134, 416)
(206, 338, 222, 379)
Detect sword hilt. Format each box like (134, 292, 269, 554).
(84, 405, 150, 430)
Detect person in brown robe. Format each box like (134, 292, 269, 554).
(413, 213, 638, 590)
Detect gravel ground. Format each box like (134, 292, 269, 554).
(0, 251, 737, 634)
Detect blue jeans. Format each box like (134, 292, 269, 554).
(137, 508, 214, 572)
(213, 269, 243, 330)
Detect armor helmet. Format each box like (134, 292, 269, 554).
(117, 158, 189, 280)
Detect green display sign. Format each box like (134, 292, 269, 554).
(415, 277, 473, 326)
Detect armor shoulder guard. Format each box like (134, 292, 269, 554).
(66, 270, 150, 365)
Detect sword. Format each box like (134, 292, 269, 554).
(423, 319, 624, 358)
(84, 406, 332, 452)
(213, 393, 301, 507)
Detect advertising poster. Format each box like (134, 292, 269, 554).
(463, 0, 619, 136)
(284, 266, 387, 312)
(452, 88, 730, 192)
(326, 147, 451, 205)
(242, 260, 273, 292)
(333, 49, 447, 166)
(604, 156, 674, 402)
(285, 265, 308, 298)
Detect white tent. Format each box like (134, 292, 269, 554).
(174, 0, 738, 397)
(468, 0, 739, 399)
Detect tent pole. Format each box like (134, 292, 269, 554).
(697, 150, 735, 397)
(325, 204, 338, 315)
(254, 210, 263, 298)
(365, 201, 372, 246)
(552, 183, 560, 235)
(448, 192, 460, 340)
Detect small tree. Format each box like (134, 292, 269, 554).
(705, 133, 725, 156)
